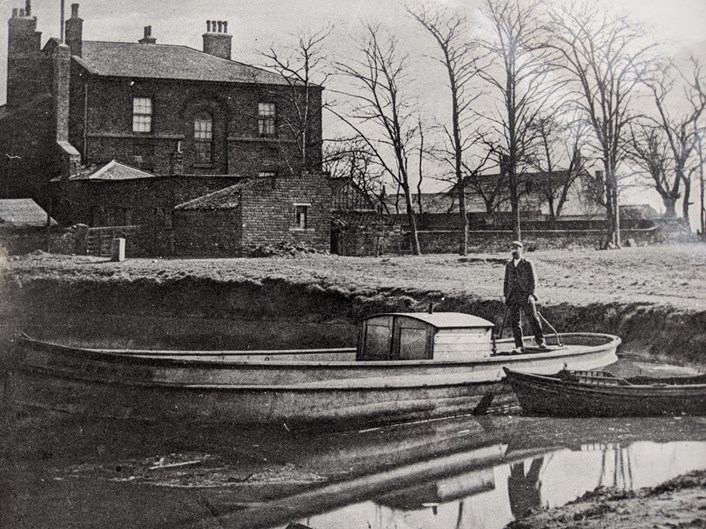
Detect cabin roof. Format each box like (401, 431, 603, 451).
(365, 312, 493, 329)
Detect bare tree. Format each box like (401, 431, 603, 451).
(408, 4, 484, 254)
(332, 24, 423, 254)
(548, 4, 656, 247)
(644, 58, 706, 227)
(260, 27, 331, 174)
(478, 0, 561, 241)
(628, 121, 679, 217)
(696, 133, 706, 242)
(324, 138, 389, 212)
(528, 113, 588, 224)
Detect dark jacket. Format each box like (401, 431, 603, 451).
(504, 258, 537, 301)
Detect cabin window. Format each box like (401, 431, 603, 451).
(398, 327, 429, 360)
(362, 321, 392, 360)
(132, 97, 153, 133)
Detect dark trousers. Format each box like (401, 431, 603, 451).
(508, 296, 544, 348)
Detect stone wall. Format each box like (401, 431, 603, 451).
(332, 212, 695, 255)
(414, 228, 665, 253)
(0, 227, 78, 255)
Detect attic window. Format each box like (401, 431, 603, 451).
(132, 97, 152, 133)
(258, 103, 276, 137)
(194, 112, 213, 163)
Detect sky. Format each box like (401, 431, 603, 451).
(0, 0, 705, 226)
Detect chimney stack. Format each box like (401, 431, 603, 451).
(202, 20, 232, 60)
(65, 3, 83, 57)
(139, 25, 157, 44)
(7, 0, 42, 107)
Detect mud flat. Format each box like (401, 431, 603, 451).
(506, 469, 706, 529)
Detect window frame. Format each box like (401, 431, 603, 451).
(293, 203, 310, 230)
(258, 102, 277, 137)
(132, 97, 153, 133)
(193, 111, 214, 164)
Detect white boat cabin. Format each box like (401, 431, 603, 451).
(357, 312, 494, 361)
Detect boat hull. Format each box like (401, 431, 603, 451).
(9, 334, 621, 426)
(504, 369, 706, 417)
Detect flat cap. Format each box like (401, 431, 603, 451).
(511, 240, 523, 248)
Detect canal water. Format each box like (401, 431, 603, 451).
(1, 315, 705, 529)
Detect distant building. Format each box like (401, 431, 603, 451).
(0, 1, 330, 256)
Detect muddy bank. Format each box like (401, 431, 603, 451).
(506, 469, 706, 529)
(1, 272, 705, 367)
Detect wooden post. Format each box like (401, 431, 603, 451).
(46, 197, 52, 253)
(111, 238, 126, 262)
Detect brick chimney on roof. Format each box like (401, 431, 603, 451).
(139, 25, 157, 44)
(65, 3, 83, 57)
(203, 20, 231, 60)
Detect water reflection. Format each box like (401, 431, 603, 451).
(2, 409, 706, 529)
(283, 439, 706, 529)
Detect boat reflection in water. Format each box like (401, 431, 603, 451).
(3, 412, 706, 529)
(260, 439, 706, 529)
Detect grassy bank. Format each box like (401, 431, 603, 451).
(4, 244, 706, 311)
(2, 244, 706, 365)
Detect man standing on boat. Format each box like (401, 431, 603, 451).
(503, 241, 547, 353)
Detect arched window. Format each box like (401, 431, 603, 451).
(194, 112, 213, 164)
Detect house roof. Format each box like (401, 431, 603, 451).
(0, 199, 57, 228)
(175, 183, 244, 211)
(75, 41, 291, 86)
(56, 160, 156, 182)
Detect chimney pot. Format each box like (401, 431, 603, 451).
(139, 25, 157, 44)
(25, 0, 31, 17)
(12, 8, 18, 17)
(202, 19, 232, 60)
(19, 8, 25, 17)
(71, 3, 79, 18)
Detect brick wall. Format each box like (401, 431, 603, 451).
(240, 172, 331, 254)
(51, 176, 243, 255)
(0, 95, 57, 199)
(77, 77, 322, 177)
(173, 208, 242, 256)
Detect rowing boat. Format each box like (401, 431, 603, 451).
(504, 368, 706, 416)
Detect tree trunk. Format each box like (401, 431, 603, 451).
(682, 179, 692, 231)
(403, 186, 422, 255)
(663, 196, 677, 218)
(458, 188, 468, 255)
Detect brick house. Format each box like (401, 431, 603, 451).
(0, 1, 330, 256)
